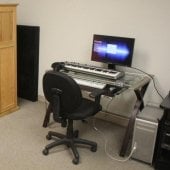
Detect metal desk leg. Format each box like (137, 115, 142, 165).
(119, 99, 141, 156)
(119, 85, 149, 157)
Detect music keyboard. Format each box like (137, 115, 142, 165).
(64, 62, 124, 80)
(73, 77, 106, 89)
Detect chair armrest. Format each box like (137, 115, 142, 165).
(89, 89, 106, 98)
(89, 89, 106, 105)
(52, 94, 67, 127)
(52, 95, 62, 122)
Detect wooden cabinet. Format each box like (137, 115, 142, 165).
(0, 4, 18, 116)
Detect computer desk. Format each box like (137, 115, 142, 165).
(79, 71, 150, 157)
(43, 69, 151, 157)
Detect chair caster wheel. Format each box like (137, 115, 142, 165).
(46, 134, 52, 140)
(72, 158, 79, 165)
(42, 148, 49, 155)
(91, 146, 97, 152)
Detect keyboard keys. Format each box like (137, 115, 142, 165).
(74, 78, 106, 89)
(64, 62, 124, 79)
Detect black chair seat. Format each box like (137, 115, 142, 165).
(68, 98, 102, 120)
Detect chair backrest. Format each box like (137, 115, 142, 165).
(43, 71, 82, 114)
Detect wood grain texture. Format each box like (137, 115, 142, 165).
(0, 4, 18, 115)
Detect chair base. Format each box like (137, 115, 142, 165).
(42, 131, 97, 164)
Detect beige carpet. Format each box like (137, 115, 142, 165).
(0, 99, 154, 170)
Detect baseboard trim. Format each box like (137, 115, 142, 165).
(38, 95, 45, 102)
(146, 102, 160, 108)
(95, 111, 129, 127)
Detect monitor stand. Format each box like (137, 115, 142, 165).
(108, 64, 116, 70)
(108, 63, 125, 79)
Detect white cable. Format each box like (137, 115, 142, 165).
(92, 118, 137, 162)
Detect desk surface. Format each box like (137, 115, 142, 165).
(61, 68, 151, 119)
(62, 69, 150, 92)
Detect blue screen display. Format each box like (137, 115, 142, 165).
(91, 35, 135, 67)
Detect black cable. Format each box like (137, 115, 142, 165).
(129, 66, 164, 100)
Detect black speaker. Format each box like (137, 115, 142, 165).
(17, 25, 40, 101)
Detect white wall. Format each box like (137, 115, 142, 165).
(1, 0, 170, 106)
(0, 0, 19, 3)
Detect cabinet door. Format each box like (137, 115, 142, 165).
(0, 47, 17, 112)
(0, 5, 18, 114)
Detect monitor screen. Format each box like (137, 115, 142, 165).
(91, 34, 135, 67)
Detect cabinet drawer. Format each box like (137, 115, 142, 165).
(161, 132, 170, 150)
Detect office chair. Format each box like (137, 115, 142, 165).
(42, 70, 105, 164)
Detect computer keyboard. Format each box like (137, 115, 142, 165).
(73, 77, 106, 89)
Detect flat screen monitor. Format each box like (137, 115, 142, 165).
(91, 34, 135, 67)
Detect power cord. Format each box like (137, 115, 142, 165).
(129, 66, 164, 100)
(92, 118, 137, 162)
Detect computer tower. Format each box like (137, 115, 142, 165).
(132, 106, 163, 164)
(17, 25, 40, 101)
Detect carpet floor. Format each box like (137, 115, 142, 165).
(0, 99, 154, 170)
